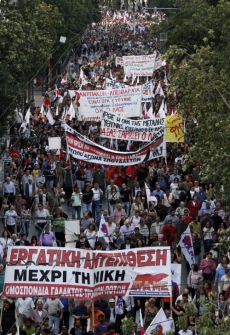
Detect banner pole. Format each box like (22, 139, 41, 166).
(92, 301, 95, 331)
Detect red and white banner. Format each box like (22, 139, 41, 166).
(65, 124, 164, 165)
(100, 111, 165, 142)
(73, 87, 142, 121)
(4, 247, 171, 299)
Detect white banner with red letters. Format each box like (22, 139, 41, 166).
(100, 111, 165, 142)
(73, 87, 142, 121)
(64, 124, 164, 165)
(4, 246, 171, 299)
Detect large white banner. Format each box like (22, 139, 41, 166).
(115, 54, 165, 73)
(123, 54, 156, 76)
(105, 79, 153, 102)
(72, 87, 142, 121)
(100, 111, 165, 142)
(4, 247, 171, 299)
(66, 128, 164, 166)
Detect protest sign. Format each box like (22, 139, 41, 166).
(64, 123, 164, 165)
(70, 87, 142, 121)
(165, 114, 185, 142)
(122, 54, 156, 76)
(66, 130, 164, 166)
(105, 79, 153, 102)
(4, 246, 171, 299)
(100, 111, 165, 142)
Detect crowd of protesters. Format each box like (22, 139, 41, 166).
(0, 6, 230, 335)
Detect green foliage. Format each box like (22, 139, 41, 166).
(156, 0, 230, 204)
(0, 0, 101, 131)
(121, 317, 135, 334)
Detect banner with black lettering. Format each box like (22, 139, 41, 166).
(100, 111, 165, 142)
(4, 247, 171, 299)
(64, 124, 164, 165)
(71, 87, 142, 121)
(105, 79, 153, 102)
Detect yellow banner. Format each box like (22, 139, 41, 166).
(165, 114, 184, 142)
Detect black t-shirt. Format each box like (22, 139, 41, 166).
(82, 189, 93, 204)
(120, 188, 131, 202)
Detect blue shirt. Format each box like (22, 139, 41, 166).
(215, 266, 226, 286)
(152, 189, 164, 199)
(3, 181, 16, 195)
(72, 305, 88, 327)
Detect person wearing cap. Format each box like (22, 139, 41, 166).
(15, 232, 30, 246)
(104, 300, 123, 333)
(120, 236, 135, 250)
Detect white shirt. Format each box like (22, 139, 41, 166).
(106, 222, 116, 236)
(15, 298, 35, 316)
(92, 188, 101, 201)
(178, 330, 192, 335)
(109, 308, 115, 323)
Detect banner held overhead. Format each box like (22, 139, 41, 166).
(4, 246, 171, 299)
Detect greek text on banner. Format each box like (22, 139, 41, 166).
(4, 246, 171, 299)
(100, 111, 165, 142)
(74, 87, 142, 122)
(165, 114, 185, 143)
(64, 124, 164, 165)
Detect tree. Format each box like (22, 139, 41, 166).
(155, 0, 230, 203)
(0, 0, 62, 130)
(0, 0, 101, 131)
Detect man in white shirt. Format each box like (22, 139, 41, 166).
(35, 203, 50, 237)
(92, 183, 103, 221)
(15, 297, 35, 329)
(4, 205, 18, 235)
(164, 309, 175, 332)
(106, 217, 116, 236)
(44, 298, 64, 335)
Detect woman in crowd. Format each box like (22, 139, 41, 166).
(108, 186, 119, 215)
(52, 211, 66, 246)
(187, 263, 203, 298)
(0, 229, 13, 257)
(144, 298, 158, 330)
(84, 223, 97, 250)
(30, 235, 41, 246)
